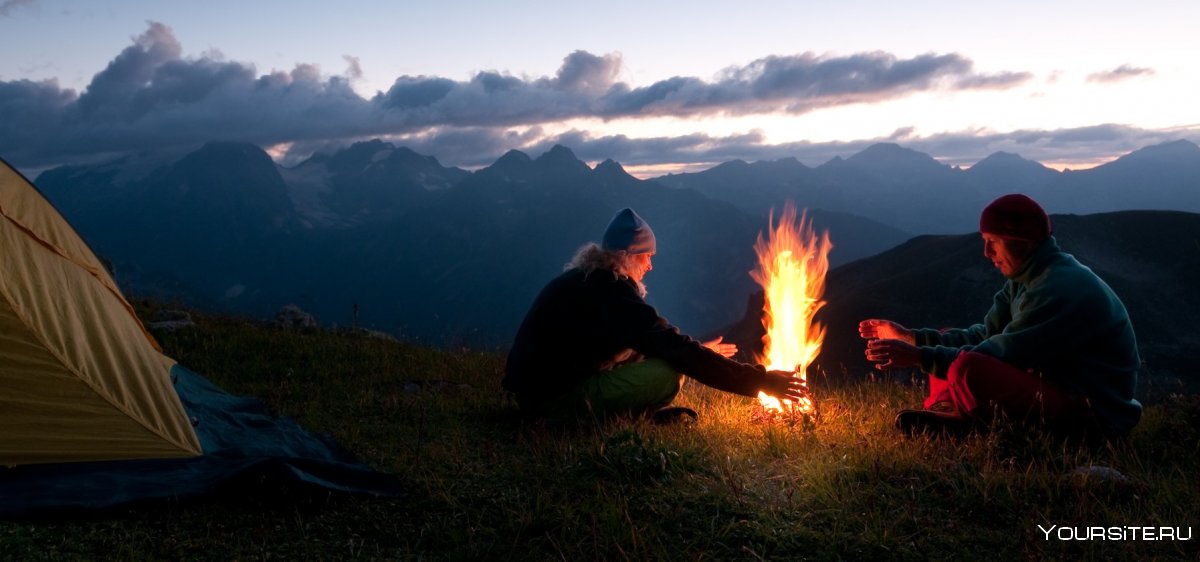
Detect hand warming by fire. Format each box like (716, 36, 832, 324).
(751, 202, 833, 415)
(860, 319, 920, 370)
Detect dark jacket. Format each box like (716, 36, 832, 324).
(504, 267, 770, 402)
(913, 237, 1142, 434)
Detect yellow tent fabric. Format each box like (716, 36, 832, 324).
(0, 159, 202, 465)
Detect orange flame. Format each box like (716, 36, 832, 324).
(750, 202, 832, 414)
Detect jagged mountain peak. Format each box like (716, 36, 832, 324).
(968, 151, 1055, 176)
(188, 140, 273, 161)
(369, 145, 450, 172)
(154, 141, 299, 234)
(712, 159, 750, 171)
(536, 144, 579, 162)
(847, 142, 945, 169)
(170, 142, 280, 186)
(976, 151, 1026, 164)
(309, 139, 400, 175)
(533, 144, 592, 176)
(816, 155, 846, 170)
(493, 149, 533, 167)
(748, 156, 810, 175)
(594, 158, 628, 176)
(1106, 139, 1200, 167)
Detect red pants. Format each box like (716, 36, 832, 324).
(925, 351, 1098, 433)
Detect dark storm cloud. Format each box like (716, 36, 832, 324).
(375, 51, 621, 124)
(1087, 65, 1155, 83)
(598, 52, 1029, 116)
(1, 22, 377, 166)
(0, 21, 1034, 168)
(379, 76, 457, 109)
(76, 22, 184, 118)
(8, 22, 1185, 175)
(0, 78, 74, 153)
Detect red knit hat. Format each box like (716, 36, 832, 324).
(979, 194, 1051, 242)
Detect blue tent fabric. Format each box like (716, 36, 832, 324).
(0, 366, 405, 518)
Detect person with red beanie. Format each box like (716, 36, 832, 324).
(858, 194, 1142, 439)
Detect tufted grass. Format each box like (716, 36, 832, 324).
(1, 305, 1197, 561)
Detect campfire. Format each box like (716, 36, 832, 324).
(751, 202, 832, 418)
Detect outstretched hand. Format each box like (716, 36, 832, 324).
(703, 336, 738, 358)
(761, 370, 809, 403)
(858, 319, 915, 344)
(865, 338, 921, 370)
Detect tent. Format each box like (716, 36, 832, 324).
(0, 157, 201, 465)
(0, 158, 402, 516)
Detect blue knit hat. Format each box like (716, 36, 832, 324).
(602, 208, 656, 254)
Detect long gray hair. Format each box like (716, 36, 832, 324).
(566, 242, 647, 297)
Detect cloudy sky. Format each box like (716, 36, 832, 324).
(2, 0, 1198, 176)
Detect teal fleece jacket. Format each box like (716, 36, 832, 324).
(912, 237, 1142, 435)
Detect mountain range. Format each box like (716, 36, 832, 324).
(656, 140, 1200, 234)
(29, 139, 1200, 350)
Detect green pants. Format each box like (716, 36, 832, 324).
(520, 358, 682, 420)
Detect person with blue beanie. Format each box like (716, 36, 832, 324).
(504, 208, 805, 423)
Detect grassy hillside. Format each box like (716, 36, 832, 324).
(2, 306, 1197, 560)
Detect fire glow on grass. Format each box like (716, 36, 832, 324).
(751, 202, 832, 414)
